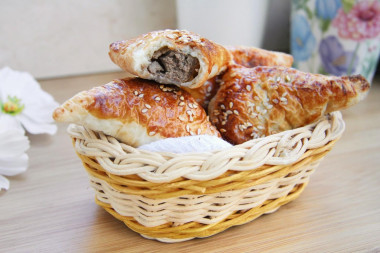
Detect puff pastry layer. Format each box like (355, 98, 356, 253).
(109, 30, 232, 89)
(209, 65, 370, 144)
(53, 78, 220, 147)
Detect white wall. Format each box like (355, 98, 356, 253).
(0, 0, 290, 79)
(0, 0, 176, 79)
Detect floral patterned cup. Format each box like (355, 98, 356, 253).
(291, 0, 380, 82)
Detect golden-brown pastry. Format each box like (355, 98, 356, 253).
(184, 46, 294, 109)
(226, 46, 294, 68)
(182, 75, 222, 109)
(109, 29, 232, 89)
(53, 78, 220, 147)
(209, 65, 370, 144)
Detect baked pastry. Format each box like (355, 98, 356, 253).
(53, 78, 220, 147)
(226, 46, 294, 68)
(209, 65, 370, 144)
(182, 75, 222, 109)
(109, 29, 232, 89)
(184, 46, 294, 109)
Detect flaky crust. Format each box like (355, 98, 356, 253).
(209, 65, 370, 144)
(226, 46, 294, 68)
(183, 75, 222, 109)
(109, 30, 232, 89)
(184, 46, 294, 109)
(53, 78, 220, 147)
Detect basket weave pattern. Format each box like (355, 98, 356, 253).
(69, 111, 345, 242)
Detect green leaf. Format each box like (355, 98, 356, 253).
(292, 0, 309, 10)
(342, 0, 355, 13)
(305, 6, 313, 19)
(319, 19, 331, 33)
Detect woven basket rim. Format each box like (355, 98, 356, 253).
(68, 111, 345, 183)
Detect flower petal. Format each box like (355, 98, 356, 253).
(0, 175, 10, 191)
(0, 130, 29, 159)
(0, 114, 24, 133)
(0, 67, 59, 135)
(18, 114, 57, 135)
(0, 153, 28, 176)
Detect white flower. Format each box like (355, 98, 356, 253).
(0, 67, 59, 135)
(0, 115, 29, 191)
(0, 66, 58, 191)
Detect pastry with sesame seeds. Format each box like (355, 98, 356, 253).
(183, 46, 293, 109)
(226, 46, 294, 68)
(208, 65, 370, 144)
(53, 78, 220, 147)
(109, 29, 232, 89)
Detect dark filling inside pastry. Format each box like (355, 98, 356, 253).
(148, 47, 200, 85)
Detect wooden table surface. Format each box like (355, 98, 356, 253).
(1, 72, 379, 253)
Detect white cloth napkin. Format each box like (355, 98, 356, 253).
(139, 135, 232, 153)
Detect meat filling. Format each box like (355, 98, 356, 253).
(147, 47, 200, 85)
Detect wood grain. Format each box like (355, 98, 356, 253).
(1, 72, 379, 253)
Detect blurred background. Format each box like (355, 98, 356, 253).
(0, 0, 378, 80)
(0, 0, 291, 79)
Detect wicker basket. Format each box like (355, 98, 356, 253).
(68, 111, 345, 242)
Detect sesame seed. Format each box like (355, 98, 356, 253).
(272, 98, 279, 104)
(186, 125, 190, 132)
(280, 97, 287, 102)
(226, 110, 233, 115)
(179, 101, 185, 106)
(193, 103, 198, 108)
(276, 76, 281, 82)
(257, 125, 265, 130)
(197, 129, 201, 135)
(229, 102, 233, 108)
(285, 75, 291, 82)
(267, 104, 273, 109)
(282, 92, 288, 97)
(145, 104, 151, 109)
(180, 96, 184, 101)
(253, 127, 258, 131)
(222, 120, 226, 125)
(160, 85, 164, 89)
(233, 110, 239, 115)
(250, 112, 258, 118)
(246, 85, 252, 91)
(179, 115, 186, 121)
(149, 131, 156, 136)
(134, 91, 138, 96)
(262, 109, 267, 114)
(141, 108, 148, 113)
(254, 96, 260, 101)
(188, 103, 194, 108)
(207, 86, 212, 92)
(139, 94, 144, 98)
(213, 110, 220, 116)
(220, 128, 227, 133)
(189, 115, 194, 122)
(190, 131, 195, 136)
(220, 104, 226, 110)
(246, 122, 253, 127)
(162, 88, 168, 92)
(187, 110, 192, 115)
(154, 97, 161, 101)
